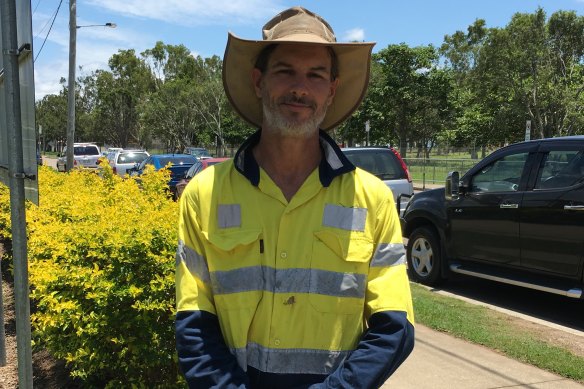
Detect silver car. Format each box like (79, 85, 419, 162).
(107, 149, 150, 177)
(341, 147, 414, 214)
(57, 143, 101, 172)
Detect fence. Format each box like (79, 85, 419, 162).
(403, 157, 479, 188)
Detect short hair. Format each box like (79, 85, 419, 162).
(254, 44, 339, 81)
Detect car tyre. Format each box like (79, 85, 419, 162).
(407, 226, 442, 285)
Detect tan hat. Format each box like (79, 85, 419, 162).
(222, 6, 375, 130)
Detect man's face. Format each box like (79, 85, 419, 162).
(253, 44, 338, 138)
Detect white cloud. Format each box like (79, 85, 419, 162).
(343, 28, 365, 42)
(86, 0, 282, 26)
(33, 13, 152, 100)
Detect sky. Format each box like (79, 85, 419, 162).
(30, 0, 584, 101)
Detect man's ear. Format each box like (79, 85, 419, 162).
(252, 68, 263, 98)
(327, 78, 339, 106)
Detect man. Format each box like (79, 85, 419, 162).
(175, 6, 414, 388)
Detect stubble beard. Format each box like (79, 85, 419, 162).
(261, 93, 328, 139)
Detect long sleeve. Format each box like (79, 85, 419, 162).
(175, 183, 250, 388)
(313, 311, 414, 388)
(314, 185, 416, 388)
(176, 310, 250, 388)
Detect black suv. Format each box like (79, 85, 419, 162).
(401, 136, 584, 299)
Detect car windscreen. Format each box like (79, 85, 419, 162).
(157, 156, 196, 166)
(343, 150, 406, 180)
(117, 152, 148, 164)
(192, 149, 211, 158)
(74, 146, 100, 156)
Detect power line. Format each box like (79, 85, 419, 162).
(34, 0, 63, 62)
(32, 0, 43, 15)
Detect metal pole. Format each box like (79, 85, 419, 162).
(66, 0, 76, 172)
(0, 0, 33, 386)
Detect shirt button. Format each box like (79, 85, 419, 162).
(280, 252, 287, 259)
(274, 339, 280, 346)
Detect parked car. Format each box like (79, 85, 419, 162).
(401, 136, 584, 299)
(56, 143, 101, 172)
(107, 149, 150, 177)
(184, 147, 212, 160)
(102, 147, 123, 157)
(128, 154, 199, 197)
(341, 147, 414, 214)
(175, 157, 230, 198)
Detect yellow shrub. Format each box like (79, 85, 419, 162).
(4, 164, 186, 387)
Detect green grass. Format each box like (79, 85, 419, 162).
(411, 283, 584, 382)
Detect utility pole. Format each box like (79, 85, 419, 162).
(0, 0, 33, 386)
(66, 0, 76, 172)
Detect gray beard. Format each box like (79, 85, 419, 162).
(261, 99, 327, 139)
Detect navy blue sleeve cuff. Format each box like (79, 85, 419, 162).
(317, 310, 415, 389)
(176, 310, 250, 389)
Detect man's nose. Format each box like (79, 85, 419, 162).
(289, 75, 310, 96)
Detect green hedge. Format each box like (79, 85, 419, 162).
(1, 164, 185, 388)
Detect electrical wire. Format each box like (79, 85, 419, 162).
(32, 0, 43, 15)
(34, 0, 63, 62)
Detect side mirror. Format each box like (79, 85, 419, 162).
(445, 171, 460, 201)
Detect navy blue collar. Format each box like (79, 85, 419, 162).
(233, 129, 355, 187)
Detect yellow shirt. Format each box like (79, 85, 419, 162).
(176, 132, 414, 375)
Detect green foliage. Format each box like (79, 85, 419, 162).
(0, 165, 185, 387)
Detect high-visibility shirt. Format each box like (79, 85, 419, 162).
(176, 130, 415, 388)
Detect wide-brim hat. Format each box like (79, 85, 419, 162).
(223, 6, 375, 131)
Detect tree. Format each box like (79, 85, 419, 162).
(35, 88, 68, 150)
(89, 50, 155, 148)
(369, 44, 452, 157)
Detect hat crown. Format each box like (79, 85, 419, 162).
(262, 6, 336, 43)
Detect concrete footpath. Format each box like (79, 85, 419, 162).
(382, 325, 583, 388)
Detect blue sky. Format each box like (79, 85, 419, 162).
(31, 0, 584, 100)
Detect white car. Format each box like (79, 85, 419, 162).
(107, 149, 150, 177)
(57, 143, 101, 172)
(341, 147, 414, 215)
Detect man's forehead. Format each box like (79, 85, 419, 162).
(268, 44, 332, 67)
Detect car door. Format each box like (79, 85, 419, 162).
(520, 142, 584, 278)
(449, 145, 535, 266)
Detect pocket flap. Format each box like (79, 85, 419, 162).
(314, 230, 373, 262)
(203, 229, 262, 251)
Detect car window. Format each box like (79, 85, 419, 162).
(117, 152, 148, 164)
(158, 156, 196, 166)
(470, 152, 528, 193)
(139, 157, 151, 170)
(186, 162, 204, 178)
(343, 150, 404, 180)
(74, 146, 100, 156)
(535, 150, 584, 189)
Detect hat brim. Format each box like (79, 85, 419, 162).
(223, 32, 375, 131)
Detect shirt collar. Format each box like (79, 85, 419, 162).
(234, 129, 355, 187)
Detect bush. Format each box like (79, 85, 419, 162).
(1, 165, 184, 387)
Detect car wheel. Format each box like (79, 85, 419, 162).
(407, 226, 442, 285)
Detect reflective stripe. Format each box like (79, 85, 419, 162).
(218, 204, 241, 228)
(321, 138, 343, 170)
(371, 243, 406, 267)
(211, 266, 365, 298)
(177, 240, 210, 283)
(232, 343, 349, 374)
(310, 269, 366, 298)
(322, 204, 367, 231)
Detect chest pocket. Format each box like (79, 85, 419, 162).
(203, 229, 263, 310)
(310, 230, 373, 313)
